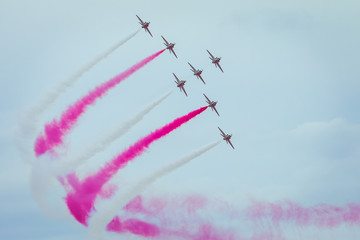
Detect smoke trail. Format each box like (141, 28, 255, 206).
(16, 29, 140, 164)
(106, 216, 160, 237)
(53, 90, 173, 176)
(65, 106, 208, 225)
(34, 49, 166, 157)
(36, 28, 141, 114)
(106, 216, 234, 240)
(30, 158, 70, 220)
(106, 193, 236, 240)
(245, 200, 360, 228)
(88, 141, 220, 240)
(105, 194, 360, 240)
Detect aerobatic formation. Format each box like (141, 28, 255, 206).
(23, 15, 360, 240)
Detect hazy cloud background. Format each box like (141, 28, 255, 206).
(1, 0, 359, 239)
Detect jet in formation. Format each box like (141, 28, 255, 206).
(218, 127, 234, 149)
(207, 50, 223, 72)
(203, 94, 219, 116)
(188, 62, 205, 84)
(136, 15, 152, 37)
(173, 73, 187, 96)
(161, 36, 177, 58)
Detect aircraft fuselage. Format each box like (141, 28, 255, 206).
(224, 135, 231, 141)
(209, 101, 217, 108)
(194, 70, 202, 76)
(212, 57, 221, 64)
(177, 81, 185, 88)
(141, 22, 150, 28)
(166, 43, 175, 50)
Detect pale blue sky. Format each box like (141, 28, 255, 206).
(1, 0, 360, 239)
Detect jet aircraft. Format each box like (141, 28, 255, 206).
(136, 15, 152, 37)
(218, 127, 234, 149)
(207, 50, 223, 72)
(161, 36, 177, 58)
(203, 94, 219, 116)
(173, 73, 187, 96)
(188, 62, 205, 84)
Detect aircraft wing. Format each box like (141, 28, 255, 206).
(228, 140, 235, 149)
(161, 36, 169, 45)
(199, 75, 206, 84)
(207, 50, 215, 59)
(181, 86, 188, 97)
(136, 15, 144, 24)
(217, 63, 224, 73)
(218, 127, 225, 136)
(203, 94, 210, 102)
(188, 62, 196, 71)
(146, 28, 153, 37)
(173, 73, 180, 82)
(170, 49, 178, 58)
(213, 106, 220, 116)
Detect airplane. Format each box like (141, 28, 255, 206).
(188, 62, 205, 84)
(203, 94, 219, 116)
(207, 50, 223, 72)
(161, 36, 177, 58)
(173, 73, 187, 96)
(136, 15, 153, 37)
(218, 127, 234, 149)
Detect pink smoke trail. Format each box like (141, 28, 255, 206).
(87, 141, 220, 239)
(107, 195, 237, 240)
(107, 216, 160, 237)
(107, 217, 234, 240)
(34, 49, 166, 157)
(245, 200, 360, 228)
(108, 195, 360, 239)
(64, 106, 208, 225)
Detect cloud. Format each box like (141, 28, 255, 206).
(290, 118, 360, 160)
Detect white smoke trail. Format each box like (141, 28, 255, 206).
(33, 28, 141, 117)
(30, 157, 70, 220)
(53, 90, 173, 176)
(16, 29, 141, 164)
(88, 141, 220, 240)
